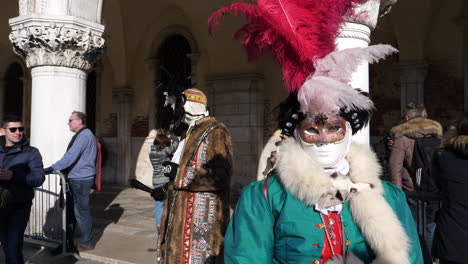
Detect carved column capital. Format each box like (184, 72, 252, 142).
(345, 0, 398, 31)
(398, 61, 429, 82)
(457, 16, 468, 33)
(113, 87, 134, 104)
(9, 15, 105, 71)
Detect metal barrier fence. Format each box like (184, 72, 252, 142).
(24, 171, 79, 260)
(25, 172, 63, 243)
(404, 191, 442, 237)
(404, 191, 442, 264)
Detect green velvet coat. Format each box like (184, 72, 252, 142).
(224, 175, 423, 264)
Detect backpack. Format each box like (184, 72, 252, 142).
(94, 137, 102, 192)
(410, 134, 441, 192)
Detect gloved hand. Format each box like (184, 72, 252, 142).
(162, 161, 179, 181)
(0, 185, 13, 208)
(0, 169, 13, 181)
(317, 173, 372, 209)
(151, 184, 168, 201)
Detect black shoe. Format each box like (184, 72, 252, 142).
(50, 243, 78, 255)
(50, 244, 63, 256)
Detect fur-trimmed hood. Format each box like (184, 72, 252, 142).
(443, 133, 468, 158)
(391, 118, 443, 139)
(276, 138, 410, 264)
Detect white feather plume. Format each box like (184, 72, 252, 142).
(297, 44, 398, 115)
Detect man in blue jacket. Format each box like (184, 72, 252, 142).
(46, 111, 97, 252)
(0, 115, 45, 264)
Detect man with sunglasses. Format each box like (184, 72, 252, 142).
(0, 115, 45, 264)
(45, 111, 97, 253)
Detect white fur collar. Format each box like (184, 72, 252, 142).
(276, 138, 383, 205)
(276, 138, 410, 264)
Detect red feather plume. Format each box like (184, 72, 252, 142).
(208, 0, 363, 93)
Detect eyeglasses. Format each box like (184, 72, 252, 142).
(8, 127, 25, 133)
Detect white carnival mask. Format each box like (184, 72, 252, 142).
(295, 115, 352, 167)
(183, 101, 209, 126)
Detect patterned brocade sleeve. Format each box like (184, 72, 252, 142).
(182, 126, 233, 192)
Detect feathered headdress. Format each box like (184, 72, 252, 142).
(298, 45, 398, 116)
(208, 0, 363, 93)
(209, 0, 398, 135)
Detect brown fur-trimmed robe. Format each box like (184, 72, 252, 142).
(159, 117, 233, 264)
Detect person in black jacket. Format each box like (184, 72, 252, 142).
(432, 114, 468, 264)
(0, 115, 45, 264)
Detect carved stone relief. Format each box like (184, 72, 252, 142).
(9, 23, 105, 71)
(19, 0, 27, 14)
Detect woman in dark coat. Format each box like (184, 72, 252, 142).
(432, 114, 468, 264)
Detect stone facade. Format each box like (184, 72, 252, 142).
(0, 0, 464, 189)
(206, 73, 264, 200)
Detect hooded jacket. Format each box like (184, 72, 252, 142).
(389, 118, 443, 191)
(0, 137, 45, 206)
(432, 134, 468, 263)
(150, 135, 179, 186)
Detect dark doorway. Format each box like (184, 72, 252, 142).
(156, 34, 192, 129)
(4, 63, 24, 117)
(86, 71, 97, 133)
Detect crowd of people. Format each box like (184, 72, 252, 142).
(2, 0, 468, 264)
(3, 96, 468, 264)
(380, 102, 468, 264)
(0, 111, 98, 264)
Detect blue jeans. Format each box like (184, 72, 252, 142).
(0, 204, 31, 264)
(69, 178, 94, 246)
(154, 184, 165, 227)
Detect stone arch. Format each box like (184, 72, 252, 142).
(149, 25, 199, 59)
(0, 56, 29, 126)
(146, 26, 200, 130)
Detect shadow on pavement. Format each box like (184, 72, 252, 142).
(89, 186, 125, 245)
(0, 242, 102, 264)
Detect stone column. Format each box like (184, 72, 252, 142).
(0, 79, 5, 123)
(135, 59, 161, 187)
(458, 16, 468, 112)
(20, 76, 31, 133)
(9, 14, 105, 240)
(337, 0, 398, 144)
(398, 61, 428, 113)
(9, 16, 105, 165)
(113, 88, 133, 185)
(187, 53, 200, 84)
(145, 58, 159, 131)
